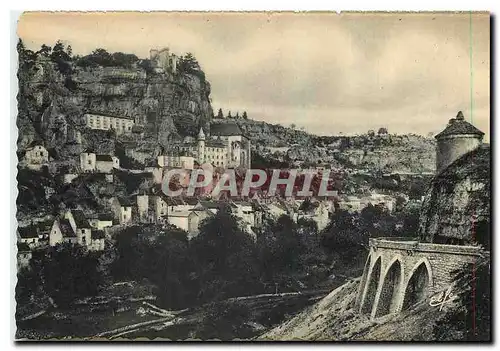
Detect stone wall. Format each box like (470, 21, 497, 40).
(356, 237, 487, 320)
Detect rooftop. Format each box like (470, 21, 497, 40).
(435, 111, 485, 139)
(71, 210, 91, 228)
(59, 219, 76, 238)
(96, 155, 114, 162)
(18, 226, 38, 239)
(206, 140, 227, 148)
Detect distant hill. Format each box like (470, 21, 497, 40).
(216, 117, 436, 174)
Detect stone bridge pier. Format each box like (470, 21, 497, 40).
(355, 237, 486, 320)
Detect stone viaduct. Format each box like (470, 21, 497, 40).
(355, 237, 487, 319)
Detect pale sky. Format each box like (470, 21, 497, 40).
(17, 12, 490, 139)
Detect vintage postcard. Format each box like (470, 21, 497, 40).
(15, 11, 490, 341)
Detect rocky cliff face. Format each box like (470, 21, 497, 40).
(17, 57, 213, 158)
(418, 144, 490, 247)
(232, 116, 436, 174)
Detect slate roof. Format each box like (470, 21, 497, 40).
(17, 242, 31, 252)
(59, 219, 76, 238)
(98, 213, 114, 221)
(96, 155, 114, 162)
(72, 210, 91, 228)
(210, 122, 243, 136)
(199, 200, 226, 210)
(91, 230, 106, 240)
(118, 197, 135, 207)
(206, 140, 227, 148)
(18, 226, 38, 239)
(435, 111, 485, 139)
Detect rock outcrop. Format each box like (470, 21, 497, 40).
(418, 144, 490, 246)
(17, 56, 213, 158)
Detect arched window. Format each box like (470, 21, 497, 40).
(375, 260, 402, 317)
(402, 262, 430, 310)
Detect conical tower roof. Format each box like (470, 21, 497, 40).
(435, 111, 484, 139)
(198, 127, 206, 140)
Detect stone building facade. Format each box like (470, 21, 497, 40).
(165, 122, 251, 169)
(84, 112, 135, 134)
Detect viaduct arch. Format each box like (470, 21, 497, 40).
(356, 237, 486, 319)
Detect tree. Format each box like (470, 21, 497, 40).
(320, 210, 368, 262)
(367, 129, 376, 137)
(235, 112, 240, 119)
(38, 44, 52, 57)
(191, 208, 261, 302)
(17, 39, 37, 70)
(216, 108, 224, 119)
(111, 52, 139, 68)
(227, 111, 232, 119)
(50, 40, 72, 75)
(290, 123, 296, 130)
(378, 127, 388, 135)
(178, 52, 201, 74)
(111, 225, 196, 308)
(28, 243, 104, 307)
(242, 111, 248, 120)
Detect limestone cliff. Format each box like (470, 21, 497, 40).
(17, 56, 213, 159)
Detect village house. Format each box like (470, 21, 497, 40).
(80, 151, 119, 174)
(136, 194, 150, 222)
(49, 218, 78, 246)
(297, 200, 330, 232)
(144, 165, 164, 184)
(167, 210, 191, 232)
(165, 201, 215, 239)
(49, 210, 105, 251)
(89, 213, 114, 230)
(110, 197, 134, 224)
(89, 230, 106, 251)
(95, 155, 115, 173)
(230, 200, 260, 228)
(64, 210, 92, 247)
(157, 154, 195, 170)
(80, 151, 97, 173)
(24, 144, 49, 165)
(187, 207, 213, 239)
(17, 226, 41, 248)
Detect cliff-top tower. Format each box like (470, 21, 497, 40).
(434, 111, 484, 173)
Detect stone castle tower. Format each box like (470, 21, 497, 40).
(149, 47, 178, 73)
(434, 111, 484, 173)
